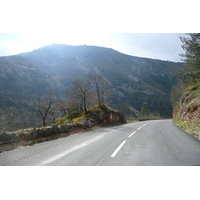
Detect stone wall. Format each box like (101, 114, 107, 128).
(0, 108, 127, 148)
(0, 122, 89, 145)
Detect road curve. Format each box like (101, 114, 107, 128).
(1, 119, 200, 166)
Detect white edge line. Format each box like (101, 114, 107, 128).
(39, 134, 105, 166)
(129, 131, 136, 138)
(111, 140, 126, 158)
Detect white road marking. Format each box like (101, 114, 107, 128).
(129, 131, 136, 138)
(137, 127, 142, 130)
(111, 140, 126, 158)
(38, 134, 106, 166)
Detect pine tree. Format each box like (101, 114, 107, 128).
(180, 33, 200, 83)
(140, 103, 149, 117)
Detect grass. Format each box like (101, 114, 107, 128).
(55, 114, 72, 125)
(72, 116, 84, 123)
(174, 118, 200, 140)
(126, 119, 139, 123)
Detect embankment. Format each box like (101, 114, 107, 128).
(173, 85, 200, 139)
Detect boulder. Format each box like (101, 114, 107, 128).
(10, 133, 20, 142)
(43, 126, 53, 136)
(18, 128, 38, 140)
(119, 113, 127, 124)
(52, 125, 59, 135)
(83, 119, 91, 128)
(36, 128, 45, 138)
(58, 124, 68, 133)
(0, 132, 11, 144)
(30, 128, 37, 139)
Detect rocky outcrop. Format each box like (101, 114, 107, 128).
(173, 86, 200, 121)
(173, 85, 200, 139)
(83, 105, 127, 125)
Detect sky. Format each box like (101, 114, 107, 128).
(0, 1, 197, 62)
(0, 33, 186, 62)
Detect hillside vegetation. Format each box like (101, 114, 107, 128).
(0, 44, 182, 131)
(0, 55, 63, 131)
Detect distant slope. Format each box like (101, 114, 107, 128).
(0, 44, 182, 131)
(0, 55, 63, 131)
(20, 44, 181, 116)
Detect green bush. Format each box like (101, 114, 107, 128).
(55, 114, 72, 125)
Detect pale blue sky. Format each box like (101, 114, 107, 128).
(0, 33, 186, 62)
(0, 1, 196, 62)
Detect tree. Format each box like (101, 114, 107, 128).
(37, 90, 56, 126)
(89, 72, 102, 105)
(88, 69, 111, 106)
(180, 33, 200, 83)
(139, 103, 149, 117)
(67, 77, 93, 113)
(54, 102, 69, 115)
(170, 79, 185, 108)
(54, 101, 79, 120)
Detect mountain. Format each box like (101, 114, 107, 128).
(0, 55, 63, 131)
(0, 44, 182, 131)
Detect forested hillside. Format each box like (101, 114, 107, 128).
(0, 44, 182, 131)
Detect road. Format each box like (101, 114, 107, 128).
(1, 119, 200, 166)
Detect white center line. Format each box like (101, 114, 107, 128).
(111, 140, 126, 158)
(129, 131, 136, 138)
(137, 127, 142, 130)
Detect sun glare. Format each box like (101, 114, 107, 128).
(21, 33, 115, 51)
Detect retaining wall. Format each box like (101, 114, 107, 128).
(0, 122, 89, 145)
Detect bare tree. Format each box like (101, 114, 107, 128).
(37, 90, 56, 126)
(67, 77, 93, 113)
(88, 72, 102, 105)
(88, 68, 110, 106)
(54, 102, 69, 115)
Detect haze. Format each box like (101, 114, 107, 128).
(0, 33, 185, 62)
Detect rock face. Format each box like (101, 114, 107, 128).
(173, 85, 200, 138)
(174, 86, 200, 122)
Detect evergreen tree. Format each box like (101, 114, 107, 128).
(140, 103, 149, 117)
(180, 33, 200, 83)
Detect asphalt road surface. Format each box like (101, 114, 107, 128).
(1, 120, 200, 166)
